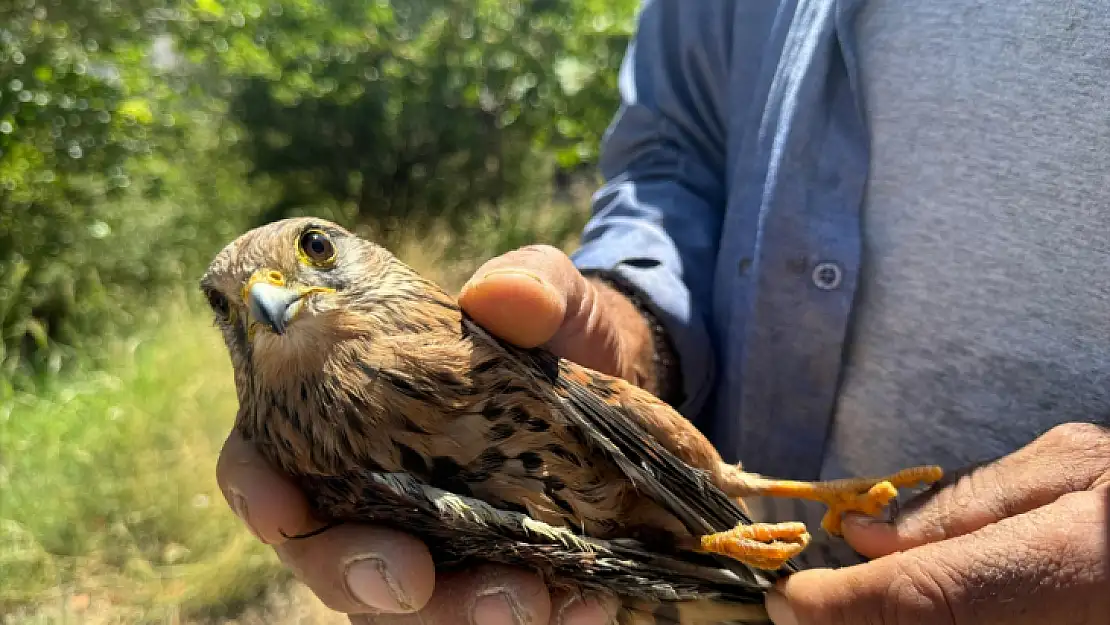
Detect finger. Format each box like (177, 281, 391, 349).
(550, 588, 621, 625)
(352, 564, 552, 625)
(458, 245, 624, 376)
(768, 487, 1109, 625)
(843, 421, 1110, 558)
(216, 430, 317, 545)
(273, 522, 436, 615)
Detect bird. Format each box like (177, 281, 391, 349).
(200, 217, 944, 625)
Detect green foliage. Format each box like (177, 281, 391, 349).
(0, 0, 636, 376)
(176, 0, 636, 227)
(0, 1, 276, 378)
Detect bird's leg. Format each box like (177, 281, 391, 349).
(722, 465, 944, 535)
(696, 465, 942, 570)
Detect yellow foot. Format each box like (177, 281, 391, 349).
(819, 480, 899, 535)
(754, 465, 944, 535)
(698, 522, 812, 570)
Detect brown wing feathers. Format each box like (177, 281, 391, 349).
(459, 317, 799, 583)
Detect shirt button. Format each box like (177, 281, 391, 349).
(812, 261, 843, 290)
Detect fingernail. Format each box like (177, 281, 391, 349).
(462, 269, 555, 295)
(557, 597, 616, 625)
(345, 556, 413, 613)
(480, 268, 547, 284)
(228, 488, 265, 544)
(471, 591, 526, 625)
(843, 512, 896, 531)
(765, 589, 799, 625)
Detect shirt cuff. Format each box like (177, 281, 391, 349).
(571, 238, 716, 422)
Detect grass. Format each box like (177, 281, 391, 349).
(0, 195, 592, 624)
(1, 300, 282, 623)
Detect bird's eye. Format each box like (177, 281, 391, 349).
(205, 288, 230, 317)
(298, 229, 337, 267)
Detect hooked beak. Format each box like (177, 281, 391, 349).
(248, 281, 302, 335)
(243, 270, 334, 336)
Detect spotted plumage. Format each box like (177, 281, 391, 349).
(201, 218, 944, 625)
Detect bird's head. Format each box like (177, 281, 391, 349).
(199, 217, 437, 380)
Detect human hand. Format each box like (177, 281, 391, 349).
(216, 244, 653, 625)
(766, 422, 1110, 625)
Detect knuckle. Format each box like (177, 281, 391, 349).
(907, 469, 994, 538)
(1039, 423, 1110, 487)
(1041, 422, 1110, 451)
(964, 464, 1017, 519)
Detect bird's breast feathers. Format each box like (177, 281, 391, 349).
(244, 326, 667, 540)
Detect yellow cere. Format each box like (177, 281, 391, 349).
(240, 266, 337, 342)
(240, 268, 287, 304)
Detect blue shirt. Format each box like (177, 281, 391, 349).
(572, 0, 866, 481)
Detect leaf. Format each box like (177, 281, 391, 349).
(553, 57, 595, 96)
(195, 0, 226, 19)
(116, 98, 153, 124)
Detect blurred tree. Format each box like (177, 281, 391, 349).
(176, 0, 637, 230)
(0, 0, 637, 378)
(0, 0, 273, 379)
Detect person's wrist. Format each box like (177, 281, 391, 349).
(586, 276, 654, 388)
(583, 271, 684, 406)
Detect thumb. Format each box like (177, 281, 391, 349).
(457, 244, 626, 378)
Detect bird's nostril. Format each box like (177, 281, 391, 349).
(267, 270, 285, 286)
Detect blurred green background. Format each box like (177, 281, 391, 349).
(0, 0, 636, 621)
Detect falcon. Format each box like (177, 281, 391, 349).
(200, 217, 943, 625)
